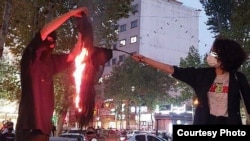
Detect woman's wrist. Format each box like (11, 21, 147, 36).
(139, 56, 145, 63)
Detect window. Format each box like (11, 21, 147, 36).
(147, 135, 161, 141)
(135, 135, 146, 141)
(112, 58, 117, 65)
(130, 36, 137, 43)
(132, 4, 139, 12)
(113, 44, 117, 49)
(119, 55, 125, 63)
(131, 20, 138, 28)
(159, 105, 171, 111)
(119, 39, 126, 46)
(120, 24, 126, 32)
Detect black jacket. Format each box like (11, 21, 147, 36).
(172, 66, 250, 125)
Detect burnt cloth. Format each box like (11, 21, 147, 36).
(75, 12, 112, 127)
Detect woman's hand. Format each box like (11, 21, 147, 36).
(70, 7, 89, 17)
(132, 54, 145, 63)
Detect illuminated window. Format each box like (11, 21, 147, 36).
(130, 36, 137, 43)
(119, 39, 126, 46)
(105, 103, 110, 108)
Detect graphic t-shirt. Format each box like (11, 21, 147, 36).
(208, 72, 229, 117)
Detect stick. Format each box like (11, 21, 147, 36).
(112, 48, 133, 56)
(93, 46, 133, 56)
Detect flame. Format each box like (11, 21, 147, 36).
(73, 47, 88, 112)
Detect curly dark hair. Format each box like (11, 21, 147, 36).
(212, 38, 248, 72)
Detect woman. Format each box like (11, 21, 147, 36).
(15, 7, 88, 141)
(132, 37, 250, 125)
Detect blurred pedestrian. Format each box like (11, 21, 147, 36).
(51, 124, 56, 136)
(132, 37, 250, 125)
(15, 7, 88, 141)
(1, 121, 15, 141)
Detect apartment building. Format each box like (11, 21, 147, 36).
(102, 0, 200, 77)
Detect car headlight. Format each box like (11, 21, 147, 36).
(91, 138, 98, 141)
(120, 136, 126, 141)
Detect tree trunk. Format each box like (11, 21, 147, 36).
(56, 110, 67, 136)
(125, 99, 129, 129)
(0, 0, 12, 58)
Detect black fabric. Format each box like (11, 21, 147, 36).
(208, 114, 229, 125)
(75, 12, 112, 127)
(235, 72, 250, 114)
(1, 131, 15, 141)
(16, 31, 71, 136)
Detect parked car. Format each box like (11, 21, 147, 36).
(119, 130, 128, 141)
(86, 127, 98, 141)
(60, 132, 86, 141)
(158, 132, 172, 141)
(126, 130, 141, 139)
(127, 133, 169, 141)
(49, 136, 78, 141)
(67, 128, 86, 134)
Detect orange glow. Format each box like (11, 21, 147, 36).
(73, 47, 88, 112)
(193, 98, 199, 106)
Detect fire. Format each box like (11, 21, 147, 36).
(73, 47, 88, 112)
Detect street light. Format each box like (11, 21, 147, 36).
(129, 86, 135, 130)
(131, 86, 135, 92)
(192, 96, 199, 122)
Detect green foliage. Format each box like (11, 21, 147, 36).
(54, 67, 75, 114)
(200, 0, 250, 85)
(200, 0, 233, 35)
(0, 58, 20, 101)
(103, 57, 176, 110)
(200, 0, 250, 47)
(179, 46, 202, 67)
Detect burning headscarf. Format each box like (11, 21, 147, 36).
(74, 12, 112, 127)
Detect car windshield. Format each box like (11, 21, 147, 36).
(60, 135, 82, 141)
(68, 130, 82, 133)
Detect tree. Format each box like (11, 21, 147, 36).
(53, 68, 75, 136)
(200, 0, 250, 80)
(102, 57, 176, 128)
(0, 0, 12, 58)
(200, 0, 250, 43)
(174, 46, 205, 104)
(0, 58, 20, 101)
(200, 0, 233, 35)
